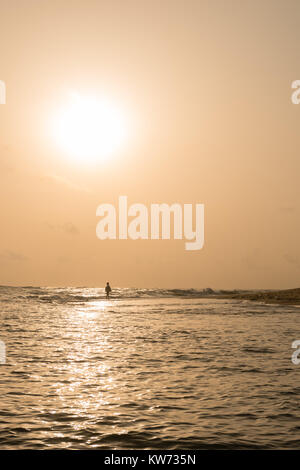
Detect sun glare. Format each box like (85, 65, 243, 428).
(53, 92, 127, 163)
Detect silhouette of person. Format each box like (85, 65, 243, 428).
(105, 282, 112, 298)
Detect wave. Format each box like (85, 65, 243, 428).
(0, 286, 221, 304)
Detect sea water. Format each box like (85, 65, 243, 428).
(0, 286, 299, 449)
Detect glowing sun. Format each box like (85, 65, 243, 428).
(53, 92, 127, 163)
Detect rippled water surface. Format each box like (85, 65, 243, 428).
(0, 286, 299, 449)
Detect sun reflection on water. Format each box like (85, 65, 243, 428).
(76, 300, 113, 319)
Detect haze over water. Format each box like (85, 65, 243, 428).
(0, 286, 299, 449)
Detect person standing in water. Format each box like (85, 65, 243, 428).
(105, 282, 112, 298)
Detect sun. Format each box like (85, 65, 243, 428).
(53, 92, 127, 163)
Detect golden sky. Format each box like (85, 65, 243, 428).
(0, 0, 299, 289)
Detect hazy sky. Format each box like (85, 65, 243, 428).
(0, 0, 299, 289)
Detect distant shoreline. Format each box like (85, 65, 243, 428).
(222, 288, 300, 305)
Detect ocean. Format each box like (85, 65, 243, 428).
(0, 286, 299, 449)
